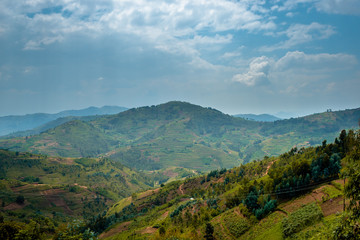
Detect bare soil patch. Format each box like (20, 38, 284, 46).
(99, 221, 132, 239)
(163, 169, 179, 178)
(137, 188, 160, 200)
(4, 201, 29, 210)
(41, 189, 73, 214)
(74, 183, 88, 189)
(320, 196, 344, 217)
(281, 186, 327, 213)
(140, 226, 157, 234)
(161, 211, 169, 219)
(49, 157, 74, 165)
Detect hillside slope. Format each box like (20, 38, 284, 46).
(88, 129, 359, 240)
(0, 102, 359, 172)
(0, 149, 153, 226)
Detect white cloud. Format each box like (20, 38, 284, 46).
(315, 0, 360, 15)
(1, 0, 276, 57)
(261, 22, 336, 51)
(23, 36, 64, 50)
(24, 66, 33, 73)
(233, 51, 358, 90)
(278, 0, 360, 15)
(275, 51, 357, 71)
(232, 56, 271, 86)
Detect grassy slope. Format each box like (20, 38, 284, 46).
(98, 138, 352, 240)
(100, 176, 344, 240)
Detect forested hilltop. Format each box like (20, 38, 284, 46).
(1, 129, 359, 239)
(1, 102, 359, 174)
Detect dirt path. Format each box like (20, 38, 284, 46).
(264, 160, 276, 176)
(179, 183, 184, 195)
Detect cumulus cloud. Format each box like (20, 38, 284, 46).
(233, 51, 358, 90)
(232, 56, 271, 86)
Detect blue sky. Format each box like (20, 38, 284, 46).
(0, 0, 359, 117)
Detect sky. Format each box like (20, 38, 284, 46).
(0, 0, 359, 118)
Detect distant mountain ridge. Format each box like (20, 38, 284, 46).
(234, 113, 282, 122)
(0, 101, 359, 172)
(0, 105, 128, 136)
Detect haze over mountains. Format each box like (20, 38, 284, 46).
(1, 101, 359, 173)
(0, 106, 128, 137)
(234, 113, 282, 122)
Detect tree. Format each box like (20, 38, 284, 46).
(15, 195, 25, 205)
(14, 220, 43, 240)
(204, 222, 214, 240)
(159, 226, 166, 235)
(0, 221, 23, 240)
(334, 130, 360, 239)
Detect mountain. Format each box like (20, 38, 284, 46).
(234, 113, 282, 122)
(0, 106, 128, 137)
(0, 101, 359, 173)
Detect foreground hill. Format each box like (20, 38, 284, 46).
(83, 129, 359, 239)
(0, 106, 128, 137)
(0, 102, 359, 173)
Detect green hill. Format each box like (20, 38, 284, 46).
(1, 102, 359, 173)
(81, 129, 359, 240)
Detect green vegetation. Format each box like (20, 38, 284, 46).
(1, 101, 359, 240)
(282, 203, 323, 237)
(1, 102, 359, 174)
(0, 149, 154, 237)
(78, 129, 358, 239)
(222, 210, 250, 238)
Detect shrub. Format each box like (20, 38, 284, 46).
(223, 211, 250, 238)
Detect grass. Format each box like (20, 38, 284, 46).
(322, 185, 342, 201)
(240, 211, 285, 240)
